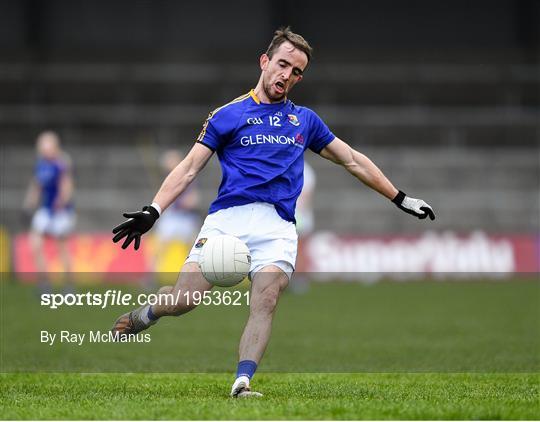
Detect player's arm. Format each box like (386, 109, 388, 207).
(55, 171, 74, 209)
(112, 143, 213, 250)
(320, 137, 435, 220)
(23, 178, 40, 211)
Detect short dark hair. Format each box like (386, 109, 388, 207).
(265, 26, 313, 63)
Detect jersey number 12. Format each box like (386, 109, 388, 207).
(269, 116, 281, 127)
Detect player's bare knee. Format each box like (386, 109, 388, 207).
(157, 286, 173, 295)
(259, 293, 279, 315)
(153, 262, 206, 316)
(180, 261, 202, 276)
(278, 276, 289, 292)
(251, 285, 280, 316)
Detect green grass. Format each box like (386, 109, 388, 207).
(1, 279, 539, 419)
(2, 280, 539, 372)
(1, 373, 539, 419)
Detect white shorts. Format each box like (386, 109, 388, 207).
(186, 202, 298, 279)
(31, 208, 76, 237)
(155, 210, 200, 242)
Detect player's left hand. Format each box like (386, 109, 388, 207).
(112, 205, 160, 250)
(392, 191, 435, 220)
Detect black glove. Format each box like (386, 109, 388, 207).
(392, 190, 435, 220)
(112, 205, 160, 250)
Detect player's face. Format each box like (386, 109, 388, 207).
(37, 134, 60, 160)
(260, 41, 307, 102)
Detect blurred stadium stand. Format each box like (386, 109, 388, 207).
(1, 0, 538, 234)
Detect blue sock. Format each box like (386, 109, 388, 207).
(236, 360, 257, 379)
(147, 305, 159, 321)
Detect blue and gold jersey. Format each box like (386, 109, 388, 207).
(34, 158, 71, 211)
(197, 90, 335, 223)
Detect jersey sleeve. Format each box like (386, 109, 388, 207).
(196, 104, 240, 151)
(307, 109, 335, 154)
(196, 112, 220, 151)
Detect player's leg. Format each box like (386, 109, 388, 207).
(229, 203, 297, 397)
(111, 262, 212, 335)
(56, 236, 76, 293)
(51, 209, 76, 291)
(57, 237, 72, 273)
(29, 229, 52, 294)
(231, 264, 289, 398)
(239, 265, 288, 362)
(151, 261, 212, 317)
(111, 216, 219, 335)
(29, 209, 51, 293)
(29, 230, 47, 274)
(30, 208, 49, 275)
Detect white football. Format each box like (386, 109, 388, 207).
(199, 234, 251, 287)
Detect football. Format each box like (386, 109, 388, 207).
(199, 234, 251, 287)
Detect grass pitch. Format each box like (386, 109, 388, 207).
(1, 373, 538, 419)
(1, 278, 539, 419)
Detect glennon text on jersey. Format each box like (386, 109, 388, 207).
(239, 134, 302, 148)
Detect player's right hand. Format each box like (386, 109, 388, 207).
(112, 205, 160, 250)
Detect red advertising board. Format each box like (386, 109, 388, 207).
(11, 231, 539, 283)
(300, 231, 539, 278)
(13, 233, 150, 283)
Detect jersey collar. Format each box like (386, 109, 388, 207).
(250, 89, 288, 107)
(249, 89, 261, 104)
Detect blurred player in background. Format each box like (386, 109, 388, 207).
(291, 161, 316, 293)
(147, 149, 200, 287)
(23, 131, 75, 292)
(111, 27, 435, 398)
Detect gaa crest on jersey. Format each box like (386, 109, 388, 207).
(195, 238, 207, 248)
(287, 114, 300, 126)
(246, 117, 263, 125)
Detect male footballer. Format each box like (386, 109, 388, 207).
(24, 131, 75, 292)
(111, 27, 435, 397)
